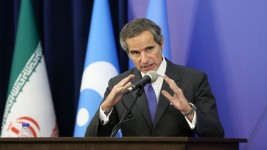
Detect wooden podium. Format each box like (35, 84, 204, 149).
(0, 137, 246, 150)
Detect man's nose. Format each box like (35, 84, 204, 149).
(140, 52, 149, 63)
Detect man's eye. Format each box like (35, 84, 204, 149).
(130, 51, 139, 55)
(146, 46, 154, 52)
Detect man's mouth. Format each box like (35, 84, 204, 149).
(142, 64, 154, 70)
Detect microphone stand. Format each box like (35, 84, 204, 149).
(110, 87, 144, 137)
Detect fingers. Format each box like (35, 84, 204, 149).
(164, 75, 182, 97)
(114, 74, 134, 92)
(123, 81, 132, 91)
(161, 90, 174, 102)
(120, 74, 134, 92)
(122, 74, 135, 84)
(104, 74, 135, 107)
(162, 75, 191, 112)
(120, 74, 134, 87)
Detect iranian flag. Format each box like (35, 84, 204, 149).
(0, 0, 58, 137)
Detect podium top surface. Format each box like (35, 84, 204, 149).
(0, 137, 247, 143)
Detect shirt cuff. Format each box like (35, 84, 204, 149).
(184, 110, 197, 129)
(99, 106, 113, 125)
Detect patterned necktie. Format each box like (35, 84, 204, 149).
(144, 84, 157, 123)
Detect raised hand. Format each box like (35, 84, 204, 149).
(101, 74, 135, 112)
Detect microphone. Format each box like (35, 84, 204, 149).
(123, 71, 158, 94)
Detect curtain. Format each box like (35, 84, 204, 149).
(0, 0, 128, 136)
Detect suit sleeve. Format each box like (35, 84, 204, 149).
(85, 79, 119, 137)
(194, 73, 224, 137)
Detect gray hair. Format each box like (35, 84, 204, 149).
(119, 18, 163, 52)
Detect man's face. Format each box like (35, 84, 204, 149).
(127, 31, 164, 74)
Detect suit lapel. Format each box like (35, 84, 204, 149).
(153, 60, 181, 128)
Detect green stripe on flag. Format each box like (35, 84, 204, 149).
(8, 0, 39, 94)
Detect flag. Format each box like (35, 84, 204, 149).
(146, 0, 172, 60)
(74, 0, 120, 137)
(1, 0, 58, 137)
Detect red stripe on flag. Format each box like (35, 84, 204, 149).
(18, 116, 40, 130)
(11, 127, 19, 134)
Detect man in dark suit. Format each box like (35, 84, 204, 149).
(86, 18, 224, 137)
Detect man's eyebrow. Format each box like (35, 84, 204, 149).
(145, 45, 155, 49)
(129, 50, 138, 53)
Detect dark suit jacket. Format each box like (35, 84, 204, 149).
(86, 60, 224, 137)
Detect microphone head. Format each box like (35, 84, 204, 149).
(146, 71, 158, 83)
